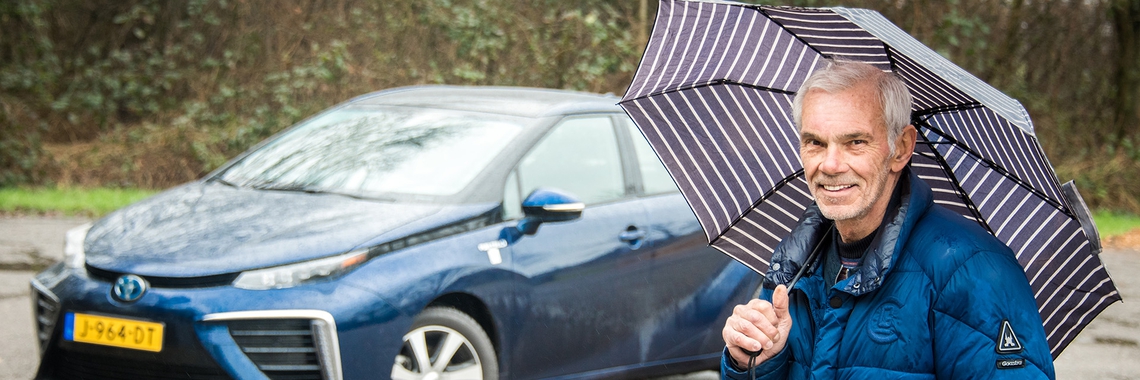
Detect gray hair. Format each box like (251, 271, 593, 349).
(791, 60, 912, 152)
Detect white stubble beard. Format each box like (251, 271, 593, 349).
(812, 161, 892, 223)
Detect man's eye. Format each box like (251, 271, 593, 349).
(851, 140, 867, 145)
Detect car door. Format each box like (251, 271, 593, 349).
(617, 117, 763, 361)
(504, 115, 656, 378)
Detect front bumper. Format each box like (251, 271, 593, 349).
(30, 263, 400, 380)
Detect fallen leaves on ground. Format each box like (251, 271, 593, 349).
(1103, 229, 1140, 251)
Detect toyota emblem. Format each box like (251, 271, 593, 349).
(112, 274, 148, 302)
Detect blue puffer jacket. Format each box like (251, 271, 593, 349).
(722, 170, 1055, 379)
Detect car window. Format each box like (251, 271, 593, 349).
(218, 107, 523, 199)
(515, 116, 625, 207)
(624, 119, 679, 195)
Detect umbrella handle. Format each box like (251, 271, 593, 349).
(742, 227, 826, 377)
(786, 223, 832, 290)
(746, 349, 761, 380)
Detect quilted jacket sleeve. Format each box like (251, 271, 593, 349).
(930, 248, 1056, 379)
(720, 346, 790, 380)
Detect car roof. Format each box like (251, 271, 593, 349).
(347, 85, 623, 118)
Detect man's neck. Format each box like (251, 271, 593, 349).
(835, 213, 884, 243)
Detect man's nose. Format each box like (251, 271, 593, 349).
(819, 146, 846, 174)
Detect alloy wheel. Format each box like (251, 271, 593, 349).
(391, 325, 485, 380)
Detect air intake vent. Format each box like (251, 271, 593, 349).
(204, 310, 341, 380)
(30, 280, 61, 352)
(228, 319, 322, 380)
(53, 350, 231, 379)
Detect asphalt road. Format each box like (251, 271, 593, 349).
(1, 216, 1137, 379)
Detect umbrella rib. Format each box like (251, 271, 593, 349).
(757, 7, 827, 54)
(913, 103, 986, 118)
(913, 118, 1073, 218)
(710, 168, 807, 246)
(620, 79, 796, 103)
(758, 6, 857, 63)
(912, 132, 994, 235)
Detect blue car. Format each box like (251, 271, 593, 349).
(30, 86, 761, 380)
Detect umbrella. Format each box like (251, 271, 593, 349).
(619, 0, 1120, 358)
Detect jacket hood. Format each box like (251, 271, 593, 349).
(766, 168, 934, 296)
(83, 182, 497, 277)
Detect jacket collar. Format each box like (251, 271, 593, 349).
(766, 168, 934, 296)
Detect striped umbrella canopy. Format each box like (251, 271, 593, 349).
(619, 0, 1120, 358)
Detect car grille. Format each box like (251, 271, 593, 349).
(86, 264, 240, 288)
(228, 319, 323, 380)
(30, 282, 61, 352)
(52, 350, 232, 379)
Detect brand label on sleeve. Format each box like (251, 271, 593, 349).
(996, 358, 1025, 369)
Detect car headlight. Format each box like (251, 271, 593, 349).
(64, 223, 93, 269)
(232, 249, 368, 290)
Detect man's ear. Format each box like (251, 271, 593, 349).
(891, 124, 917, 173)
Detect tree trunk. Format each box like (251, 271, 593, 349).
(986, 0, 1023, 87)
(639, 0, 648, 49)
(1112, 0, 1140, 143)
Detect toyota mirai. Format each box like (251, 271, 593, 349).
(30, 86, 762, 380)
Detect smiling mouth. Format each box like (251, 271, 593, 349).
(821, 184, 855, 191)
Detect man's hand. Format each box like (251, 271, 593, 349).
(722, 284, 792, 369)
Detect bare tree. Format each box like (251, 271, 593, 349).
(1112, 0, 1140, 143)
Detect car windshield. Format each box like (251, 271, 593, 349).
(217, 106, 524, 199)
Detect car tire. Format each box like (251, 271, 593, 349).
(391, 306, 499, 380)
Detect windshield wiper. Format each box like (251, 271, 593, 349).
(250, 182, 392, 201)
(251, 182, 319, 193)
(207, 176, 240, 188)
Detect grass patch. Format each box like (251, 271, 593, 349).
(1093, 210, 1140, 237)
(0, 187, 159, 217)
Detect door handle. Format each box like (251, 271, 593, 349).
(619, 227, 646, 250)
(619, 228, 646, 242)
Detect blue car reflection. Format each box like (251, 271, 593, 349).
(31, 86, 761, 380)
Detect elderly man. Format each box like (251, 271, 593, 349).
(720, 60, 1055, 379)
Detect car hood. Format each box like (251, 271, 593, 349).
(84, 182, 497, 277)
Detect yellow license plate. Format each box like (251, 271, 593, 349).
(64, 312, 164, 352)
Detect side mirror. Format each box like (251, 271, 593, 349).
(515, 188, 584, 235)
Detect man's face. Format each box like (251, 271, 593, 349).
(799, 85, 900, 236)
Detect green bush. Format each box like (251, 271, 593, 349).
(0, 0, 647, 189)
(0, 104, 49, 187)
